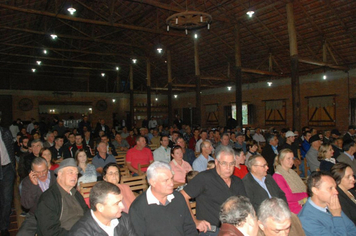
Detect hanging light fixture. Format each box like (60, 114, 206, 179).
(267, 81, 272, 87)
(112, 99, 116, 103)
(227, 86, 232, 91)
(246, 0, 255, 18)
(116, 66, 119, 71)
(132, 58, 137, 64)
(43, 49, 47, 54)
(67, 7, 76, 15)
(31, 68, 36, 72)
(36, 61, 42, 65)
(157, 46, 163, 54)
(174, 94, 178, 98)
(50, 34, 58, 39)
(101, 73, 105, 77)
(166, 11, 212, 35)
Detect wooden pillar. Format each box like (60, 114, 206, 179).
(234, 25, 243, 128)
(129, 65, 134, 128)
(287, 1, 301, 131)
(146, 59, 151, 121)
(323, 41, 327, 62)
(116, 71, 120, 92)
(194, 38, 201, 126)
(167, 50, 173, 125)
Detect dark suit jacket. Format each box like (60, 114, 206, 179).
(337, 153, 356, 174)
(242, 172, 287, 211)
(0, 127, 16, 179)
(337, 186, 356, 225)
(261, 144, 277, 175)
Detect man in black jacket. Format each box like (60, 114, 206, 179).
(35, 158, 88, 236)
(69, 181, 136, 236)
(0, 126, 16, 236)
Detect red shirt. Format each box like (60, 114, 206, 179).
(126, 146, 153, 172)
(233, 165, 249, 179)
(126, 136, 136, 148)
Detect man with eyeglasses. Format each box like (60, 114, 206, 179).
(181, 146, 247, 235)
(243, 155, 286, 211)
(17, 157, 56, 236)
(36, 158, 88, 235)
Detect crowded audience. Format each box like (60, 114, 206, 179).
(3, 117, 356, 236)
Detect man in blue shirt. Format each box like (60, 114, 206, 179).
(192, 140, 214, 172)
(299, 171, 356, 236)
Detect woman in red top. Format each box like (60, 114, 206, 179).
(233, 147, 249, 179)
(40, 148, 59, 171)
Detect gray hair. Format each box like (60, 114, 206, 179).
(221, 133, 230, 140)
(220, 196, 256, 227)
(266, 134, 276, 144)
(258, 198, 291, 225)
(216, 146, 236, 161)
(46, 132, 53, 139)
(90, 181, 121, 211)
(146, 161, 172, 184)
(31, 157, 48, 170)
(31, 139, 43, 147)
(246, 154, 263, 171)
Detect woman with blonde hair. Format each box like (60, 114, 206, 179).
(272, 148, 308, 214)
(318, 143, 335, 172)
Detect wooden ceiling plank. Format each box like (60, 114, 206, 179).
(298, 56, 348, 70)
(58, 19, 91, 38)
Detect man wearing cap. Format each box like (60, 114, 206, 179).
(17, 157, 56, 236)
(36, 158, 88, 236)
(278, 131, 301, 170)
(331, 129, 341, 139)
(305, 134, 322, 172)
(343, 125, 355, 143)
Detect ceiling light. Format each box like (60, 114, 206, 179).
(112, 99, 116, 103)
(227, 86, 232, 91)
(36, 61, 41, 65)
(50, 34, 58, 39)
(246, 10, 255, 17)
(89, 108, 92, 111)
(67, 7, 76, 15)
(267, 82, 272, 87)
(116, 66, 119, 71)
(174, 95, 178, 98)
(155, 98, 158, 101)
(31, 68, 36, 72)
(101, 73, 105, 77)
(323, 75, 327, 80)
(43, 49, 47, 54)
(157, 47, 163, 53)
(194, 34, 198, 39)
(132, 58, 137, 64)
(166, 11, 212, 33)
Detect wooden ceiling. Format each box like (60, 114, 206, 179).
(0, 0, 355, 93)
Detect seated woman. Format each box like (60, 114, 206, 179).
(273, 148, 308, 214)
(245, 140, 259, 165)
(169, 145, 192, 184)
(76, 149, 97, 185)
(40, 148, 59, 171)
(233, 148, 249, 179)
(318, 143, 336, 172)
(331, 162, 356, 225)
(102, 163, 136, 213)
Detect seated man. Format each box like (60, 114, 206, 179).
(69, 181, 136, 236)
(153, 135, 171, 163)
(337, 139, 356, 174)
(258, 198, 305, 236)
(126, 135, 153, 175)
(243, 155, 286, 211)
(43, 132, 55, 148)
(129, 162, 197, 236)
(92, 142, 117, 177)
(219, 196, 259, 236)
(181, 146, 247, 235)
(71, 134, 92, 158)
(17, 157, 56, 236)
(49, 136, 65, 161)
(36, 159, 88, 235)
(112, 133, 130, 151)
(305, 134, 322, 172)
(215, 133, 232, 157)
(192, 140, 214, 172)
(99, 134, 117, 156)
(176, 137, 196, 166)
(298, 171, 356, 235)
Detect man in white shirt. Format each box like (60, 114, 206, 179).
(69, 181, 136, 236)
(153, 135, 171, 163)
(195, 130, 208, 153)
(253, 128, 266, 144)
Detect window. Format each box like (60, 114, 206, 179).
(231, 104, 248, 125)
(307, 95, 335, 126)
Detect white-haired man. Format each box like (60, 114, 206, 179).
(129, 161, 197, 236)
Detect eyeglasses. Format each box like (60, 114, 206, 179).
(218, 161, 236, 168)
(253, 164, 268, 168)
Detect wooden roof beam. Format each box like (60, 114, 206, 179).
(298, 57, 348, 71)
(0, 3, 186, 37)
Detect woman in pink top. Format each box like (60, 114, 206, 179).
(273, 149, 308, 214)
(169, 146, 192, 184)
(102, 163, 136, 213)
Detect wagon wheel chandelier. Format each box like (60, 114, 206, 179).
(166, 11, 212, 35)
